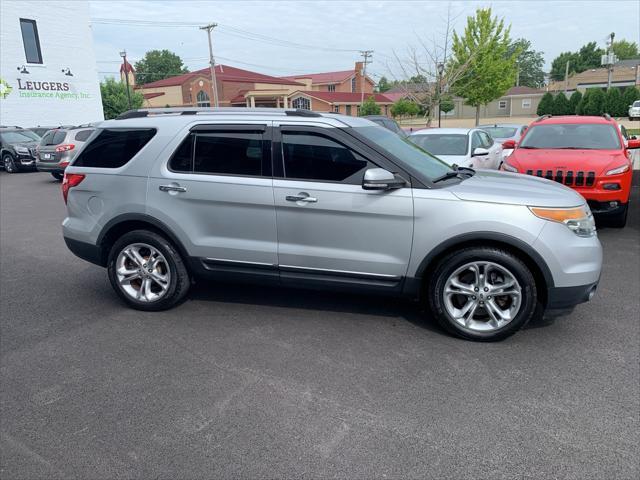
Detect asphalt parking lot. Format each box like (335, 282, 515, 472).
(1, 171, 638, 479)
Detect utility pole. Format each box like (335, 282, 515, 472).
(564, 60, 570, 93)
(200, 23, 219, 107)
(359, 50, 373, 108)
(604, 32, 616, 90)
(119, 49, 132, 109)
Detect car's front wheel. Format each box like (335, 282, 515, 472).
(3, 154, 18, 173)
(428, 247, 538, 341)
(107, 230, 190, 311)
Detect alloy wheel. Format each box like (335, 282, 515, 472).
(115, 243, 171, 302)
(443, 261, 522, 332)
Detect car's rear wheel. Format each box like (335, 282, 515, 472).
(3, 154, 17, 173)
(428, 247, 537, 341)
(107, 230, 190, 311)
(51, 172, 63, 181)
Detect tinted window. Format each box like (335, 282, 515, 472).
(194, 132, 263, 176)
(74, 129, 94, 142)
(282, 132, 368, 182)
(1, 131, 39, 143)
(41, 130, 67, 146)
(480, 127, 517, 139)
(519, 124, 621, 150)
(74, 128, 156, 168)
(169, 135, 193, 172)
(20, 19, 43, 64)
(412, 134, 468, 156)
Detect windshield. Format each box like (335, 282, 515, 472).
(479, 127, 517, 139)
(410, 133, 468, 156)
(519, 124, 621, 150)
(1, 131, 39, 143)
(354, 126, 453, 180)
(633, 101, 640, 107)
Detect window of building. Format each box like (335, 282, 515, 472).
(328, 84, 336, 92)
(193, 132, 263, 176)
(196, 90, 210, 107)
(282, 132, 368, 182)
(351, 77, 356, 92)
(333, 105, 340, 113)
(74, 129, 156, 168)
(522, 98, 532, 109)
(291, 96, 311, 110)
(498, 100, 507, 109)
(19, 19, 43, 64)
(346, 105, 352, 116)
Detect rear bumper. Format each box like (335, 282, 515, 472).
(547, 281, 599, 309)
(36, 162, 65, 173)
(64, 236, 105, 267)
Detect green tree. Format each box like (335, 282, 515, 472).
(550, 41, 605, 81)
(439, 95, 455, 114)
(390, 98, 419, 118)
(134, 49, 189, 85)
(359, 95, 381, 116)
(552, 92, 571, 115)
(508, 38, 545, 88)
(568, 90, 582, 114)
(100, 78, 144, 120)
(622, 86, 640, 112)
(604, 88, 625, 116)
(376, 76, 392, 92)
(612, 40, 639, 60)
(583, 88, 606, 115)
(536, 92, 554, 115)
(450, 8, 518, 125)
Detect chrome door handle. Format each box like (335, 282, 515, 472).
(286, 194, 317, 203)
(159, 184, 187, 193)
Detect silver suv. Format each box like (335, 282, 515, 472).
(62, 108, 602, 341)
(37, 126, 96, 180)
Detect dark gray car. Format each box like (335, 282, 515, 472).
(0, 128, 40, 173)
(37, 126, 95, 180)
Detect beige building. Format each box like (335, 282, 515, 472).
(547, 59, 640, 93)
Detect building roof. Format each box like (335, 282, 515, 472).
(386, 82, 435, 94)
(547, 61, 640, 92)
(142, 92, 165, 100)
(505, 86, 544, 96)
(138, 65, 304, 89)
(381, 92, 407, 102)
(281, 70, 355, 84)
(293, 91, 393, 103)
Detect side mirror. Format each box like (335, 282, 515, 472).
(502, 139, 516, 149)
(362, 168, 406, 190)
(472, 147, 489, 157)
(627, 139, 640, 149)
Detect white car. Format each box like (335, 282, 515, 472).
(409, 127, 503, 169)
(629, 100, 640, 121)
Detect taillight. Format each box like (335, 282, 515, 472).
(55, 144, 75, 153)
(62, 173, 85, 204)
(59, 160, 70, 167)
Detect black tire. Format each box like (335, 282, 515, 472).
(605, 203, 628, 228)
(3, 154, 18, 173)
(51, 172, 64, 181)
(427, 247, 538, 341)
(107, 230, 190, 311)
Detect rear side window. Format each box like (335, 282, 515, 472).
(282, 132, 368, 182)
(74, 129, 93, 142)
(41, 130, 67, 145)
(169, 130, 265, 176)
(74, 128, 155, 168)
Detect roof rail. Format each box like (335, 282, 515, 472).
(534, 114, 552, 122)
(115, 107, 324, 120)
(602, 113, 611, 120)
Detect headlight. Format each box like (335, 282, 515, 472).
(15, 146, 29, 154)
(529, 205, 596, 237)
(605, 164, 629, 176)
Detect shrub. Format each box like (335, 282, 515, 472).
(536, 92, 554, 115)
(604, 88, 625, 117)
(552, 93, 571, 115)
(582, 88, 606, 116)
(568, 91, 582, 114)
(359, 95, 381, 116)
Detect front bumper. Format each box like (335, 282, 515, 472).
(587, 200, 627, 216)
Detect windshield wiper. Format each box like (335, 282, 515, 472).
(433, 165, 475, 183)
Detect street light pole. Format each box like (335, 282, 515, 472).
(437, 62, 444, 128)
(120, 49, 132, 109)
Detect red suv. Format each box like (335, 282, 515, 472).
(501, 115, 638, 227)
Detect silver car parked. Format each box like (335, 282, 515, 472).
(62, 108, 602, 341)
(36, 126, 95, 180)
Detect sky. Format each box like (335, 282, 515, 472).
(89, 0, 640, 82)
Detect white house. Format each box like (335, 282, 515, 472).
(0, 0, 103, 126)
